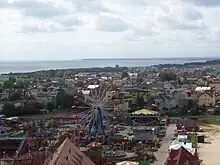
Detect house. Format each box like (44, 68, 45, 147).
(64, 79, 76, 89)
(195, 86, 212, 92)
(117, 101, 129, 111)
(165, 146, 196, 165)
(164, 82, 178, 90)
(209, 83, 220, 92)
(169, 136, 195, 154)
(154, 92, 186, 111)
(198, 92, 215, 107)
(112, 79, 123, 87)
(176, 119, 199, 132)
(44, 138, 95, 165)
(196, 78, 207, 86)
(128, 72, 138, 79)
(134, 131, 157, 146)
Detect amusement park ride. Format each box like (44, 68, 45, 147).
(0, 81, 119, 165)
(73, 81, 119, 141)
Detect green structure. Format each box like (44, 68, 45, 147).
(139, 160, 149, 165)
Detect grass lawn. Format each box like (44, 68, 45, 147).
(210, 64, 220, 72)
(0, 75, 9, 85)
(0, 74, 32, 86)
(199, 115, 220, 125)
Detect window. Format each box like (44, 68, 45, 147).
(69, 149, 71, 154)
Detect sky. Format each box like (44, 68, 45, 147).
(0, 0, 220, 60)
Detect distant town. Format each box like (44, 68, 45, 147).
(0, 59, 220, 164)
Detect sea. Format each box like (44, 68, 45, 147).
(0, 58, 216, 74)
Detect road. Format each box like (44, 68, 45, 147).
(152, 124, 176, 165)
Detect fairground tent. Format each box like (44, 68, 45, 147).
(116, 161, 139, 165)
(45, 138, 95, 165)
(132, 109, 159, 115)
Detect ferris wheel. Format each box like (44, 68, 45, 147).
(73, 81, 119, 141)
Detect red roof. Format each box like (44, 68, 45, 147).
(72, 114, 78, 119)
(165, 147, 196, 165)
(209, 83, 220, 91)
(184, 89, 192, 93)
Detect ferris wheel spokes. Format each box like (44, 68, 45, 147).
(101, 93, 115, 108)
(77, 97, 92, 107)
(75, 81, 119, 141)
(80, 112, 96, 126)
(98, 83, 112, 101)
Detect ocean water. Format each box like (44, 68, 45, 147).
(0, 58, 210, 74)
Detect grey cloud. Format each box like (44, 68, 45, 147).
(96, 15, 129, 32)
(183, 0, 220, 6)
(0, 0, 69, 18)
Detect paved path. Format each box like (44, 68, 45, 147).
(152, 124, 176, 165)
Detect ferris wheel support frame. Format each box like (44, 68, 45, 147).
(73, 82, 119, 141)
(88, 107, 106, 141)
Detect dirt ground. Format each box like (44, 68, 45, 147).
(198, 125, 220, 165)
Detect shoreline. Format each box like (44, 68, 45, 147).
(0, 58, 219, 75)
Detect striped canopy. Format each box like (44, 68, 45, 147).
(116, 161, 139, 165)
(132, 109, 159, 115)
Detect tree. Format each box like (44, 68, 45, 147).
(159, 71, 177, 82)
(187, 100, 196, 110)
(48, 70, 56, 78)
(2, 102, 42, 117)
(2, 103, 17, 117)
(3, 76, 17, 88)
(179, 107, 188, 116)
(9, 92, 22, 101)
(9, 76, 16, 83)
(3, 80, 12, 88)
(42, 88, 48, 92)
(190, 107, 200, 116)
(146, 95, 155, 107)
(21, 103, 39, 115)
(47, 102, 55, 112)
(214, 107, 220, 115)
(34, 102, 45, 109)
(136, 96, 145, 109)
(56, 89, 66, 108)
(136, 77, 144, 84)
(16, 80, 25, 88)
(121, 71, 129, 79)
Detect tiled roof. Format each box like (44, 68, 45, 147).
(209, 83, 220, 91)
(45, 138, 95, 165)
(177, 119, 196, 128)
(165, 146, 196, 165)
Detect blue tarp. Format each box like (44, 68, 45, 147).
(0, 137, 24, 141)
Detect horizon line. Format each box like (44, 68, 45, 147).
(0, 57, 219, 62)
